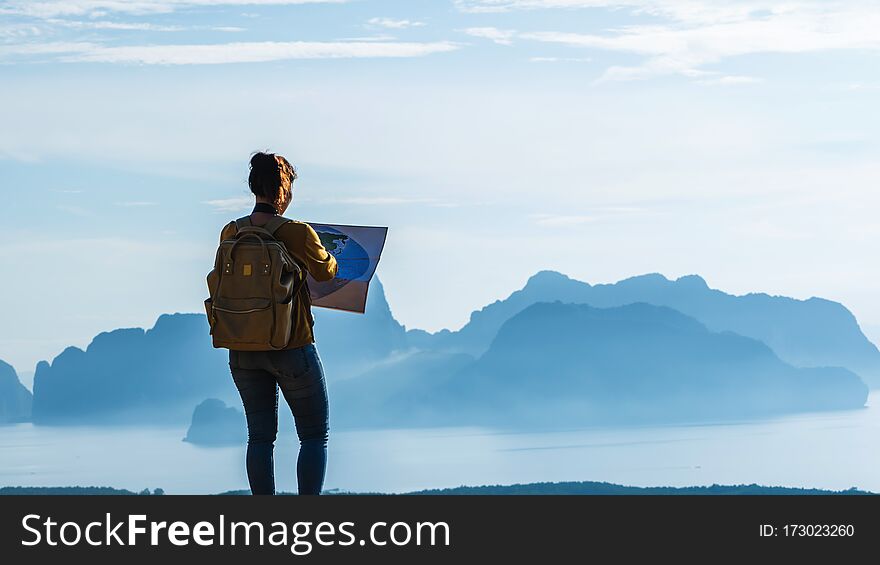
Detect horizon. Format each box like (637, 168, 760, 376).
(3, 0, 880, 373)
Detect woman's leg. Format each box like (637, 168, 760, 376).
(230, 351, 280, 495)
(274, 344, 330, 495)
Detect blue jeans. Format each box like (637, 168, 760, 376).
(229, 343, 330, 495)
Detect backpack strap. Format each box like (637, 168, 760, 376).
(261, 215, 290, 236)
(234, 216, 252, 231)
(233, 215, 289, 237)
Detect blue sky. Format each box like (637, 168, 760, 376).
(2, 0, 880, 374)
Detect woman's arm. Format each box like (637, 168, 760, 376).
(302, 224, 338, 282)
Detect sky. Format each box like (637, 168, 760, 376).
(2, 0, 880, 375)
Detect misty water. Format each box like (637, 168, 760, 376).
(3, 391, 880, 494)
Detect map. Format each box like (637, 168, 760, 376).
(305, 222, 388, 314)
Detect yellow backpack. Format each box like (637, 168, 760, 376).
(205, 216, 304, 350)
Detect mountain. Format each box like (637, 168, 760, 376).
(335, 302, 869, 428)
(32, 314, 235, 424)
(183, 399, 246, 446)
(29, 272, 872, 427)
(310, 278, 407, 377)
(407, 271, 880, 386)
(31, 277, 406, 424)
(0, 360, 32, 423)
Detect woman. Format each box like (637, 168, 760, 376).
(220, 151, 338, 495)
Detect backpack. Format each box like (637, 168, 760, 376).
(204, 215, 306, 350)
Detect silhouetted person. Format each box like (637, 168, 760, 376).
(218, 152, 337, 495)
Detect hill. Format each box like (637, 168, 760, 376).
(30, 279, 404, 424)
(334, 302, 868, 428)
(32, 313, 234, 424)
(27, 274, 872, 427)
(0, 360, 32, 423)
(408, 271, 880, 386)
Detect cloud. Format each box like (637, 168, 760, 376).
(367, 17, 425, 29)
(0, 18, 246, 42)
(843, 82, 880, 92)
(204, 195, 453, 209)
(0, 0, 348, 19)
(203, 197, 252, 212)
(55, 204, 92, 217)
(530, 213, 596, 227)
(454, 0, 648, 13)
(0, 41, 102, 57)
(530, 206, 649, 226)
(697, 75, 761, 86)
(337, 35, 397, 42)
(45, 19, 186, 32)
(462, 27, 517, 45)
(329, 196, 441, 206)
(0, 23, 43, 39)
(2, 40, 459, 64)
(42, 19, 246, 32)
(455, 1, 792, 22)
(460, 1, 880, 80)
(528, 56, 591, 62)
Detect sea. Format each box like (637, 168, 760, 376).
(2, 391, 879, 494)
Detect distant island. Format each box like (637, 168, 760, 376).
(5, 481, 870, 495)
(183, 398, 246, 446)
(3, 273, 878, 431)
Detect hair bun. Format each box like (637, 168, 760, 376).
(250, 151, 277, 169)
(247, 151, 295, 211)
